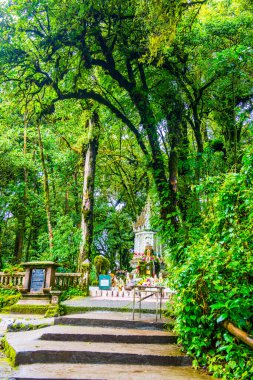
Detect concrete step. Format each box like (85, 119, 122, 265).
(39, 325, 177, 344)
(55, 312, 167, 330)
(11, 363, 212, 380)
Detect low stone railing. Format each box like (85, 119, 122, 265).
(0, 271, 87, 291)
(0, 272, 25, 287)
(89, 286, 174, 299)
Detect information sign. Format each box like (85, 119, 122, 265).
(30, 268, 45, 292)
(99, 274, 111, 290)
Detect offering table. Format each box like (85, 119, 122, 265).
(132, 285, 164, 321)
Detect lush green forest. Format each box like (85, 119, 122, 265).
(0, 0, 252, 378)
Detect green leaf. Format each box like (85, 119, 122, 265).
(217, 313, 228, 323)
(211, 303, 225, 310)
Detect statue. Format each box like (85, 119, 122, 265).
(131, 198, 163, 277)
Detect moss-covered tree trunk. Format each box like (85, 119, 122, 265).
(37, 124, 54, 252)
(13, 213, 25, 263)
(129, 90, 174, 225)
(78, 111, 100, 269)
(13, 113, 29, 263)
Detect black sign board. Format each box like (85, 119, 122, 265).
(30, 268, 45, 292)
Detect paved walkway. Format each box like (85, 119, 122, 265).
(13, 363, 213, 379)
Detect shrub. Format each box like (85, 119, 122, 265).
(60, 287, 86, 301)
(93, 255, 110, 276)
(89, 265, 99, 286)
(0, 286, 21, 310)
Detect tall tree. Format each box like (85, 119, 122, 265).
(79, 109, 100, 267)
(37, 123, 54, 251)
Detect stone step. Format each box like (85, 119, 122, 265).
(55, 317, 166, 330)
(55, 312, 166, 330)
(39, 325, 177, 344)
(11, 363, 212, 380)
(5, 328, 191, 367)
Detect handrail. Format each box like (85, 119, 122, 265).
(222, 320, 253, 350)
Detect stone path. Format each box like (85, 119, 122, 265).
(13, 363, 212, 380)
(2, 311, 215, 380)
(0, 350, 13, 380)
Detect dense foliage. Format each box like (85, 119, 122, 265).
(168, 147, 253, 379)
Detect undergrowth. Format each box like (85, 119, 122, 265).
(0, 286, 21, 310)
(60, 286, 86, 301)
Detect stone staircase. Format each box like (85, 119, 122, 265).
(5, 311, 211, 380)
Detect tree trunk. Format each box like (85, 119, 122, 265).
(177, 120, 190, 221)
(73, 172, 80, 216)
(190, 106, 204, 186)
(37, 124, 54, 252)
(78, 111, 100, 269)
(130, 91, 173, 224)
(25, 221, 33, 261)
(167, 107, 190, 228)
(168, 136, 179, 228)
(0, 226, 2, 269)
(13, 113, 29, 263)
(13, 214, 25, 263)
(192, 106, 204, 154)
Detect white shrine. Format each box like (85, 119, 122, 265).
(133, 199, 162, 256)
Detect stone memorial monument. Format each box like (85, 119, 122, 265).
(19, 261, 61, 305)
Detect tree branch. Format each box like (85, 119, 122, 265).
(58, 134, 80, 154)
(54, 89, 149, 158)
(93, 27, 134, 92)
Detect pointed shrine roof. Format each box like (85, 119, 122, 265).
(133, 199, 152, 231)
